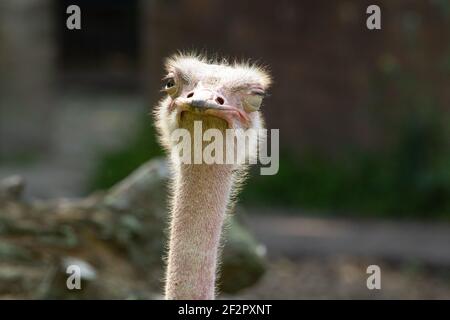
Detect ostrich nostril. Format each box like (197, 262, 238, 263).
(215, 97, 225, 105)
(187, 92, 194, 98)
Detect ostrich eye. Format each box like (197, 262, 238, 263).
(165, 78, 176, 90)
(243, 90, 265, 112)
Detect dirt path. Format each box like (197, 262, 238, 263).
(237, 257, 450, 299)
(236, 210, 450, 299)
(243, 209, 450, 267)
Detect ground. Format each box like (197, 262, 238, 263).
(238, 257, 450, 299)
(237, 212, 450, 299)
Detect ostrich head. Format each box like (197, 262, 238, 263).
(155, 53, 271, 159)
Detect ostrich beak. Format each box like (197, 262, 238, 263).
(181, 88, 225, 110)
(173, 89, 250, 127)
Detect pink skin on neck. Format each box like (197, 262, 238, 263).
(165, 163, 233, 300)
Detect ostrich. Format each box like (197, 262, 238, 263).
(154, 53, 271, 300)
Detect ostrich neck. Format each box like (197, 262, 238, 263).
(165, 163, 234, 300)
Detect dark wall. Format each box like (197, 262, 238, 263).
(56, 0, 139, 89)
(142, 0, 450, 154)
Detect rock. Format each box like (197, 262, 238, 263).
(0, 242, 33, 262)
(0, 175, 25, 201)
(104, 158, 169, 212)
(220, 217, 267, 293)
(0, 158, 266, 298)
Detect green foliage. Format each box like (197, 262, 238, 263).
(241, 126, 450, 218)
(87, 116, 163, 191)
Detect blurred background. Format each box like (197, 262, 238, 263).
(0, 0, 449, 299)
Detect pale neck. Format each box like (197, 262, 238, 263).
(165, 163, 234, 300)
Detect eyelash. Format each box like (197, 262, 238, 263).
(251, 91, 266, 97)
(162, 76, 266, 100)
